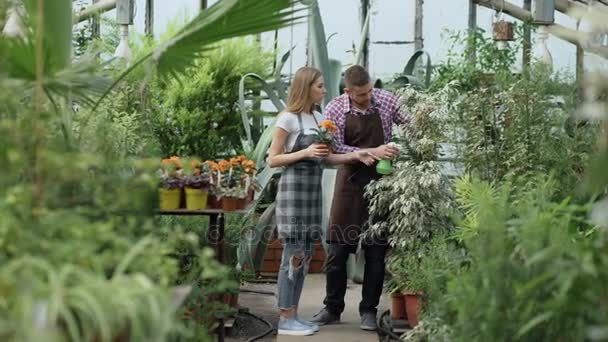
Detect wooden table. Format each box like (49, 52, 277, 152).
(157, 205, 253, 342)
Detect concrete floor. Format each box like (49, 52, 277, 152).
(231, 274, 388, 341)
(279, 273, 388, 342)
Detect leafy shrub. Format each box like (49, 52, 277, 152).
(150, 38, 273, 159)
(432, 175, 607, 342)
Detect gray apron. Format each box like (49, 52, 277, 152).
(275, 113, 323, 241)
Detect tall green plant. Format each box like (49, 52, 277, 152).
(434, 175, 604, 342)
(451, 63, 596, 198)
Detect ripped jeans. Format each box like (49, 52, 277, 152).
(276, 238, 314, 310)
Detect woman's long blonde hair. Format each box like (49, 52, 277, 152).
(284, 67, 322, 114)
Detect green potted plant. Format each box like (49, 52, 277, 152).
(386, 277, 407, 321)
(388, 249, 427, 327)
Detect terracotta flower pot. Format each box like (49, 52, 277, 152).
(236, 197, 246, 209)
(222, 196, 239, 211)
(207, 194, 222, 209)
(390, 292, 406, 320)
(230, 292, 239, 307)
(403, 291, 424, 327)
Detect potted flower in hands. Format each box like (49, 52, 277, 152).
(159, 156, 183, 210)
(183, 159, 211, 210)
(311, 120, 338, 155)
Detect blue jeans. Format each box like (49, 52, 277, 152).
(277, 238, 314, 310)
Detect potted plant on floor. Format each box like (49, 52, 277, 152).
(387, 249, 427, 328)
(386, 277, 407, 321)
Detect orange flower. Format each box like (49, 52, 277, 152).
(205, 160, 219, 171)
(241, 159, 256, 169)
(218, 160, 231, 173)
(319, 120, 337, 133)
(229, 157, 241, 166)
(190, 160, 202, 168)
(162, 156, 182, 168)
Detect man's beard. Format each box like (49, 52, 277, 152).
(351, 97, 370, 109)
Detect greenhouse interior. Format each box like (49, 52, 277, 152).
(1, 0, 608, 341)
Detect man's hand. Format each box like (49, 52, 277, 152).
(304, 143, 330, 158)
(353, 150, 379, 166)
(370, 143, 400, 159)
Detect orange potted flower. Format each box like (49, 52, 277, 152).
(312, 120, 338, 149)
(159, 156, 183, 210)
(240, 158, 258, 203)
(217, 159, 248, 211)
(205, 160, 222, 208)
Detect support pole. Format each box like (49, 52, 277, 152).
(468, 0, 477, 63)
(360, 0, 370, 69)
(145, 0, 154, 37)
(576, 20, 584, 99)
(75, 0, 116, 24)
(91, 0, 100, 38)
(414, 0, 424, 50)
(523, 0, 532, 69)
(201, 0, 208, 11)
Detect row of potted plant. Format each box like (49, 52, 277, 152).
(158, 155, 259, 211)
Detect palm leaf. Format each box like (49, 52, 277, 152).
(95, 0, 305, 110)
(153, 0, 305, 83)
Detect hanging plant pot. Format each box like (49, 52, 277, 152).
(185, 188, 209, 210)
(403, 291, 424, 328)
(390, 292, 406, 320)
(159, 188, 181, 210)
(493, 20, 514, 41)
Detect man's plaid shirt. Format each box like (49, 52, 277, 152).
(323, 88, 410, 153)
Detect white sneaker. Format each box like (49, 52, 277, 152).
(278, 318, 316, 336)
(296, 316, 320, 332)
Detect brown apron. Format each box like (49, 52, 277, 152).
(327, 109, 385, 246)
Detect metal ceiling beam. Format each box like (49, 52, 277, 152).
(74, 0, 116, 23)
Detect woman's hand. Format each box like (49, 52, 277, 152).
(353, 150, 379, 166)
(305, 143, 330, 158)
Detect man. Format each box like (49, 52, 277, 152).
(310, 65, 408, 330)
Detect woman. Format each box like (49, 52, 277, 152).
(267, 66, 376, 336)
